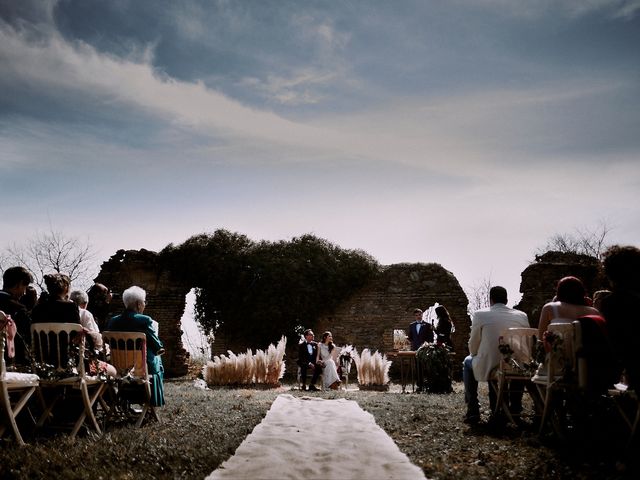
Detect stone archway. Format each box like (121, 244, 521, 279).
(94, 249, 190, 377)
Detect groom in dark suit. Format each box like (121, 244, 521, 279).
(408, 308, 434, 392)
(297, 329, 321, 391)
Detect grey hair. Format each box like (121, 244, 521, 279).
(122, 286, 146, 309)
(69, 290, 89, 307)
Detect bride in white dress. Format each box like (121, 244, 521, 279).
(316, 331, 341, 390)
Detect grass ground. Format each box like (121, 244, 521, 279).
(0, 377, 636, 479)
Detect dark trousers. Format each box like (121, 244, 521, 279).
(299, 363, 321, 386)
(463, 356, 524, 415)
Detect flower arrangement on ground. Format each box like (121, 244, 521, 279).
(416, 342, 453, 393)
(203, 335, 286, 387)
(352, 348, 391, 390)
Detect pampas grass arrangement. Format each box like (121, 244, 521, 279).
(352, 348, 392, 390)
(203, 336, 286, 387)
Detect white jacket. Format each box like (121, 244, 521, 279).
(468, 303, 529, 381)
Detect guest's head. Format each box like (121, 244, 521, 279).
(435, 305, 450, 320)
(19, 285, 38, 311)
(555, 276, 587, 305)
(603, 245, 640, 291)
(122, 286, 146, 313)
(69, 290, 89, 309)
(489, 286, 508, 305)
(88, 283, 112, 305)
(2, 266, 33, 298)
(43, 273, 71, 299)
(592, 289, 612, 311)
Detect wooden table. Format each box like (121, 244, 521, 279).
(389, 351, 416, 393)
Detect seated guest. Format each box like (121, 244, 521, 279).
(592, 289, 612, 312)
(69, 290, 104, 350)
(33, 274, 116, 376)
(537, 276, 600, 339)
(464, 286, 530, 424)
(107, 286, 165, 407)
(316, 331, 341, 390)
(0, 266, 34, 366)
(32, 273, 80, 324)
(297, 329, 321, 391)
(435, 305, 455, 350)
(87, 283, 112, 332)
(600, 245, 640, 390)
(19, 285, 38, 314)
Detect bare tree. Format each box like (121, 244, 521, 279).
(465, 274, 492, 315)
(537, 221, 611, 259)
(1, 228, 96, 290)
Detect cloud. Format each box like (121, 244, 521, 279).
(468, 0, 640, 20)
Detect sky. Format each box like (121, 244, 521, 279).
(1, 0, 639, 312)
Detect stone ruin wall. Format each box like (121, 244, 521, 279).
(94, 249, 190, 377)
(94, 247, 606, 380)
(515, 251, 608, 327)
(314, 263, 470, 378)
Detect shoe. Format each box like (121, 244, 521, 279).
(487, 414, 507, 429)
(308, 385, 319, 391)
(330, 381, 341, 390)
(300, 385, 307, 391)
(463, 414, 480, 425)
(464, 409, 480, 424)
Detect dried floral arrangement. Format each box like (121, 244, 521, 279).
(203, 336, 286, 387)
(352, 348, 391, 389)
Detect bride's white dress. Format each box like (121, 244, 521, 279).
(318, 343, 340, 388)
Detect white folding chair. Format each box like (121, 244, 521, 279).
(102, 331, 159, 427)
(494, 327, 540, 425)
(532, 322, 577, 436)
(31, 322, 107, 438)
(0, 311, 39, 445)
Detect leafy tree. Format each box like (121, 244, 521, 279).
(160, 231, 379, 350)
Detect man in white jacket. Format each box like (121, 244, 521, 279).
(463, 286, 530, 424)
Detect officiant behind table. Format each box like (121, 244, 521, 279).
(408, 308, 435, 392)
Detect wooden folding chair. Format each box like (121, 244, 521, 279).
(608, 386, 640, 450)
(493, 327, 541, 425)
(102, 331, 158, 427)
(532, 322, 578, 436)
(31, 323, 106, 438)
(0, 311, 39, 445)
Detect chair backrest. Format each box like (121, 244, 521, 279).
(547, 322, 576, 378)
(0, 311, 9, 378)
(500, 327, 538, 367)
(102, 331, 147, 377)
(31, 323, 86, 376)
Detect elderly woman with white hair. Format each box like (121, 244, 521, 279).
(107, 286, 165, 407)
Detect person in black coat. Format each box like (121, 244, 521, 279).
(297, 329, 321, 391)
(0, 266, 34, 366)
(408, 308, 435, 392)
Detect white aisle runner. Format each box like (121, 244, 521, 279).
(207, 394, 427, 480)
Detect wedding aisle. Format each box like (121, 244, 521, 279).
(207, 394, 427, 480)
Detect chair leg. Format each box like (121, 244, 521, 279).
(1, 387, 28, 445)
(71, 383, 104, 438)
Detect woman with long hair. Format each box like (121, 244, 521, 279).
(316, 331, 341, 390)
(537, 276, 600, 339)
(434, 305, 454, 350)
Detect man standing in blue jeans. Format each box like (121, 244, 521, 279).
(463, 286, 529, 424)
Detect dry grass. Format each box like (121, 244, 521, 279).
(0, 379, 636, 479)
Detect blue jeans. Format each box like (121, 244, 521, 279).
(463, 355, 521, 416)
(463, 356, 480, 415)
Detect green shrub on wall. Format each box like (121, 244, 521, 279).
(161, 230, 379, 350)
